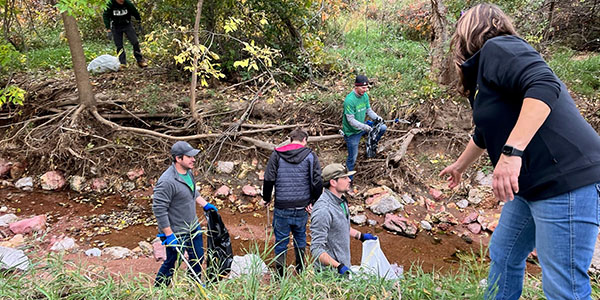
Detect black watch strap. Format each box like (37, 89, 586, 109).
(502, 145, 524, 157)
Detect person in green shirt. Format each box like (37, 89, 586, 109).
(342, 75, 386, 178)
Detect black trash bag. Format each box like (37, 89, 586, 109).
(366, 119, 384, 158)
(204, 209, 233, 282)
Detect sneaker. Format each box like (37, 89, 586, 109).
(137, 60, 148, 68)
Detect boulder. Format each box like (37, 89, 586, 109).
(217, 161, 235, 174)
(215, 185, 231, 198)
(69, 175, 87, 193)
(102, 246, 132, 259)
(467, 223, 482, 234)
(40, 171, 66, 191)
(369, 195, 403, 215)
(91, 178, 108, 192)
(242, 185, 258, 197)
(15, 177, 33, 190)
(0, 214, 18, 227)
(0, 246, 29, 271)
(383, 214, 417, 238)
(50, 237, 78, 252)
(0, 234, 25, 248)
(126, 167, 145, 180)
(85, 248, 102, 257)
(350, 214, 367, 225)
(9, 215, 46, 234)
(153, 241, 166, 261)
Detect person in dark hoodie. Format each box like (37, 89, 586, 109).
(103, 0, 147, 68)
(261, 128, 323, 277)
(440, 4, 600, 299)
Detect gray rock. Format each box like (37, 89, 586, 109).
(0, 214, 18, 227)
(0, 246, 29, 271)
(420, 220, 432, 231)
(468, 188, 484, 205)
(370, 195, 403, 215)
(102, 246, 132, 259)
(15, 177, 33, 190)
(50, 237, 77, 252)
(69, 175, 86, 193)
(401, 194, 415, 205)
(85, 248, 102, 257)
(475, 171, 493, 186)
(456, 199, 469, 209)
(367, 219, 378, 226)
(350, 214, 367, 225)
(217, 161, 235, 174)
(138, 241, 153, 256)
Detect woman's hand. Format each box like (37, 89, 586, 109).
(439, 161, 466, 189)
(492, 155, 521, 201)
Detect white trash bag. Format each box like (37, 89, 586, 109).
(357, 239, 400, 280)
(228, 254, 269, 279)
(87, 54, 120, 74)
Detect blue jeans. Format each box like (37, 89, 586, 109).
(273, 208, 308, 256)
(486, 182, 600, 300)
(155, 229, 204, 287)
(344, 124, 387, 175)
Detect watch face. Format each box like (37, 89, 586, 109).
(502, 146, 512, 155)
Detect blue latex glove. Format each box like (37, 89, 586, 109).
(203, 203, 218, 212)
(394, 118, 399, 123)
(360, 233, 378, 242)
(158, 233, 179, 247)
(337, 263, 351, 275)
(365, 120, 374, 127)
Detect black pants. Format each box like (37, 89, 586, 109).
(112, 23, 143, 65)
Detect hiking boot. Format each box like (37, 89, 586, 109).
(137, 60, 148, 68)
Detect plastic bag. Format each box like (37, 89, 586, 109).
(87, 54, 120, 74)
(228, 254, 269, 279)
(359, 239, 399, 280)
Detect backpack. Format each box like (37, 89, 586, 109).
(204, 209, 233, 281)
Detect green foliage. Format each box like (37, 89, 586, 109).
(548, 48, 600, 97)
(392, 1, 432, 41)
(0, 43, 25, 75)
(0, 85, 26, 107)
(138, 84, 162, 115)
(26, 41, 115, 70)
(55, 0, 108, 18)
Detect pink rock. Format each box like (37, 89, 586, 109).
(429, 188, 444, 201)
(461, 212, 479, 224)
(40, 171, 66, 190)
(467, 223, 482, 234)
(153, 241, 166, 261)
(383, 214, 417, 238)
(91, 178, 108, 192)
(215, 185, 231, 198)
(0, 159, 11, 177)
(9, 215, 46, 234)
(127, 168, 145, 180)
(242, 185, 258, 196)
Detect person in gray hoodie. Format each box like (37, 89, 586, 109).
(152, 141, 218, 287)
(310, 163, 377, 275)
(261, 128, 322, 276)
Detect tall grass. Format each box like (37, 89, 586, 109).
(547, 48, 600, 98)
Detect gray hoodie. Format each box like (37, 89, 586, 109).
(310, 189, 351, 269)
(152, 164, 200, 235)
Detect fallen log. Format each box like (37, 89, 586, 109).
(387, 128, 423, 167)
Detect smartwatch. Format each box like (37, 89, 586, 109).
(501, 145, 524, 157)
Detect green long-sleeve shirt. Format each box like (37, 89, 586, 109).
(103, 0, 141, 29)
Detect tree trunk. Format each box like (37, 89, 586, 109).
(430, 0, 450, 84)
(190, 0, 204, 123)
(61, 12, 96, 109)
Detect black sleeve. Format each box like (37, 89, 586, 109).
(310, 152, 323, 203)
(262, 151, 279, 203)
(262, 181, 275, 203)
(472, 126, 486, 149)
(481, 38, 561, 110)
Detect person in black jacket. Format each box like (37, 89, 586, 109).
(440, 4, 600, 300)
(103, 0, 147, 68)
(261, 128, 323, 277)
